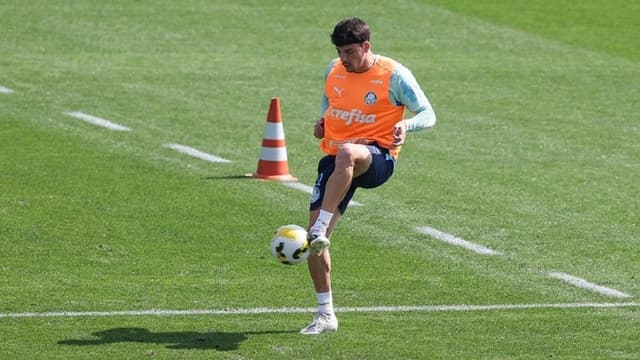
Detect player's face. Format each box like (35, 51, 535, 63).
(336, 41, 371, 73)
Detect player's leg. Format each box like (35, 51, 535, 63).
(320, 143, 372, 217)
(308, 143, 372, 249)
(302, 145, 393, 335)
(302, 154, 346, 335)
(307, 209, 341, 293)
(301, 211, 341, 335)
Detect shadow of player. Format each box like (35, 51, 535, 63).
(58, 327, 297, 351)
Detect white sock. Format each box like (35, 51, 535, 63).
(314, 210, 333, 229)
(317, 291, 334, 315)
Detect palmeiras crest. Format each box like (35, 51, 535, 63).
(364, 91, 377, 105)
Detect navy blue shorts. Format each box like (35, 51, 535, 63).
(310, 145, 396, 214)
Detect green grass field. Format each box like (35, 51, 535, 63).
(1, 1, 638, 359)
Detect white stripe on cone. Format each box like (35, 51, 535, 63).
(263, 123, 285, 140)
(260, 146, 288, 162)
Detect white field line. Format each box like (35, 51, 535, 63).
(65, 111, 131, 131)
(0, 85, 14, 94)
(281, 181, 363, 207)
(163, 143, 231, 163)
(1, 302, 637, 319)
(549, 272, 632, 299)
(415, 226, 501, 255)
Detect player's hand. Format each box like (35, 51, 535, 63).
(314, 117, 325, 139)
(391, 120, 406, 147)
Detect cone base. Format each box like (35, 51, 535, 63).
(245, 173, 298, 182)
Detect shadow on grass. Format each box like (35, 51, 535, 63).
(203, 174, 253, 180)
(58, 327, 297, 351)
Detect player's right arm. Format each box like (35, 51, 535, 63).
(314, 117, 325, 139)
(315, 59, 337, 140)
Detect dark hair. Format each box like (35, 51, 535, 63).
(330, 17, 370, 46)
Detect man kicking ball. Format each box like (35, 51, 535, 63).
(301, 17, 437, 335)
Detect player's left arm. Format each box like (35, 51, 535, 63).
(390, 65, 436, 132)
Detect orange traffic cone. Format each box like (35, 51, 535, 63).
(246, 97, 297, 181)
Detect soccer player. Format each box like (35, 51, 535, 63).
(300, 17, 437, 335)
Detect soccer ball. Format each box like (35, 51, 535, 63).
(270, 224, 310, 265)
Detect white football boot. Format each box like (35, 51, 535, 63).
(299, 313, 338, 335)
(308, 222, 330, 255)
(309, 234, 330, 256)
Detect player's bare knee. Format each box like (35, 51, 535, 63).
(335, 143, 360, 167)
